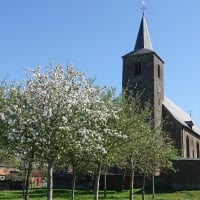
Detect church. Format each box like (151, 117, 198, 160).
(122, 12, 200, 189)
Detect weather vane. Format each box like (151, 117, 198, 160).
(141, 0, 146, 15)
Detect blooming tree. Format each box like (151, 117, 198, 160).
(59, 86, 126, 200)
(79, 90, 126, 200)
(4, 64, 124, 200)
(0, 82, 8, 160)
(0, 81, 20, 165)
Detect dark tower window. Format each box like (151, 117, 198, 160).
(197, 142, 200, 158)
(135, 62, 141, 76)
(158, 64, 160, 78)
(186, 136, 190, 158)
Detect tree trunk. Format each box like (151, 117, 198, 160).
(142, 173, 146, 200)
(103, 169, 107, 198)
(89, 171, 94, 193)
(47, 162, 54, 200)
(22, 168, 27, 199)
(94, 161, 102, 200)
(122, 167, 127, 191)
(23, 161, 32, 200)
(25, 164, 32, 200)
(72, 164, 76, 200)
(152, 175, 155, 199)
(129, 158, 135, 200)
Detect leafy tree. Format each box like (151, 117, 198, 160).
(137, 127, 178, 200)
(117, 93, 177, 200)
(116, 94, 147, 200)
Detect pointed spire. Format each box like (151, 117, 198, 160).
(134, 14, 153, 52)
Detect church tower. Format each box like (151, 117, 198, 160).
(122, 13, 164, 127)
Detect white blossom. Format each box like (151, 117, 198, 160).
(0, 112, 5, 120)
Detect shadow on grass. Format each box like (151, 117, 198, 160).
(133, 187, 199, 195)
(29, 189, 128, 199)
(29, 189, 91, 198)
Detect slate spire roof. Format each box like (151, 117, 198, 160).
(134, 14, 153, 52)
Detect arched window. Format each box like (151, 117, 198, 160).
(186, 136, 190, 158)
(197, 142, 200, 158)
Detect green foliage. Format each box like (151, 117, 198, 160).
(117, 93, 178, 172)
(115, 93, 178, 200)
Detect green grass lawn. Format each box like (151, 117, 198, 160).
(1, 189, 200, 200)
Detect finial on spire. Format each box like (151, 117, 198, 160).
(189, 109, 192, 117)
(141, 0, 146, 15)
(134, 3, 153, 52)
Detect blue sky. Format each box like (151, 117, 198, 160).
(1, 0, 200, 126)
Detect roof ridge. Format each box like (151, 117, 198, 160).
(163, 96, 200, 135)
